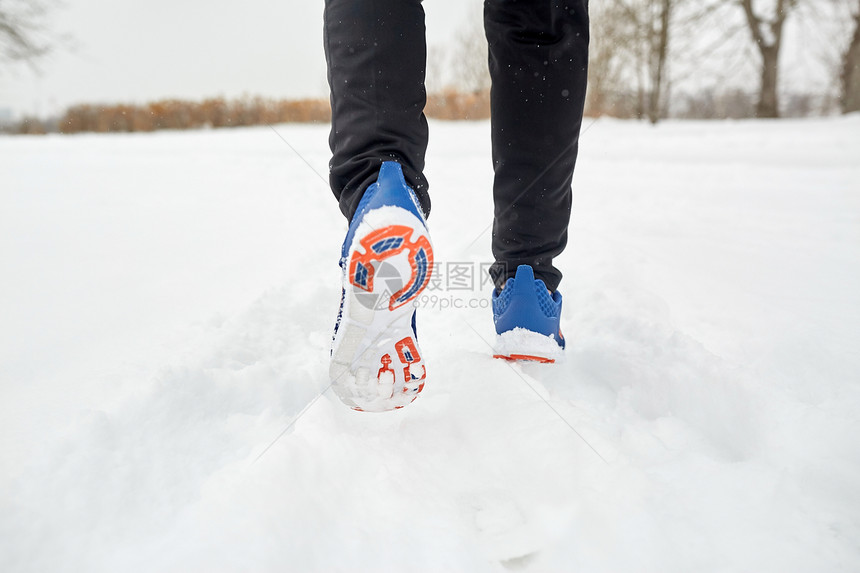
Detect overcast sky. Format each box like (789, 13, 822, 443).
(1, 0, 847, 120)
(0, 0, 476, 118)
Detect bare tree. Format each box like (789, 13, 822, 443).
(586, 2, 636, 116)
(0, 0, 61, 70)
(425, 5, 489, 95)
(611, 0, 669, 120)
(842, 0, 860, 112)
(587, 0, 667, 119)
(448, 6, 490, 94)
(737, 0, 800, 118)
(649, 0, 672, 123)
(588, 0, 728, 122)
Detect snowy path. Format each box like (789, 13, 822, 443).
(1, 118, 859, 571)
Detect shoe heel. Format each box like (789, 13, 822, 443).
(492, 264, 564, 363)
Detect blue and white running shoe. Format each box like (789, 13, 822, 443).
(492, 264, 565, 363)
(330, 161, 434, 412)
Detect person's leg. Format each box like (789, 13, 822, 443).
(324, 0, 431, 220)
(484, 0, 589, 293)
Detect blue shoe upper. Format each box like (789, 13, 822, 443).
(340, 161, 428, 263)
(492, 264, 565, 348)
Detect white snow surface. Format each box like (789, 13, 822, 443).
(1, 117, 859, 572)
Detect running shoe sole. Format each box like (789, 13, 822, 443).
(330, 205, 433, 412)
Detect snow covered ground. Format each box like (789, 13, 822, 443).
(1, 117, 859, 572)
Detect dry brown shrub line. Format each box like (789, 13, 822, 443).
(6, 90, 499, 135)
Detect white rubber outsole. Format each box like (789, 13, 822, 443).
(329, 206, 433, 412)
(493, 328, 564, 364)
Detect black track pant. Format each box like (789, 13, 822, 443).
(323, 0, 589, 292)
